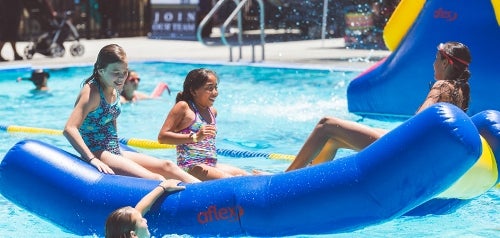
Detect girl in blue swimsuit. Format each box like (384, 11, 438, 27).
(63, 44, 200, 183)
(158, 68, 251, 181)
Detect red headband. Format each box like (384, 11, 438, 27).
(438, 43, 470, 66)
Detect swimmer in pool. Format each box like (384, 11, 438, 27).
(120, 70, 171, 103)
(105, 179, 184, 238)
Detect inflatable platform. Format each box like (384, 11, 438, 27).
(0, 103, 484, 236)
(347, 0, 500, 118)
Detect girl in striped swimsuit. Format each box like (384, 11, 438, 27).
(158, 68, 251, 181)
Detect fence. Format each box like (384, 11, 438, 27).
(19, 0, 151, 40)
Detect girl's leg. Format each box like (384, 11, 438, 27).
(99, 151, 164, 181)
(122, 151, 201, 183)
(9, 41, 22, 60)
(286, 116, 384, 171)
(0, 42, 7, 61)
(188, 164, 234, 181)
(215, 163, 251, 176)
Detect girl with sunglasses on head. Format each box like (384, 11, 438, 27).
(120, 70, 171, 103)
(286, 41, 472, 171)
(63, 44, 200, 183)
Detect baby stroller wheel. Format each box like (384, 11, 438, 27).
(49, 43, 65, 57)
(24, 43, 36, 60)
(70, 43, 85, 57)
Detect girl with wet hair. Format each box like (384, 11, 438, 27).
(105, 179, 185, 238)
(158, 68, 252, 181)
(63, 44, 200, 183)
(286, 41, 472, 171)
(417, 41, 471, 112)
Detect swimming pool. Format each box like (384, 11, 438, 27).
(0, 61, 498, 237)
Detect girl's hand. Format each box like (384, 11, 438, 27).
(197, 125, 217, 141)
(159, 179, 186, 192)
(89, 159, 115, 174)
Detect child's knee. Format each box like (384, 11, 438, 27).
(160, 160, 178, 172)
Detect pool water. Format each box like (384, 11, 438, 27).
(0, 62, 498, 237)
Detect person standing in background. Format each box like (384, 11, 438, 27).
(97, 0, 120, 38)
(0, 0, 24, 61)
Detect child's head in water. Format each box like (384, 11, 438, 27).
(30, 69, 50, 91)
(104, 179, 185, 238)
(105, 206, 150, 238)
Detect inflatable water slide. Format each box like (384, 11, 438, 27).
(347, 0, 500, 118)
(1, 103, 498, 237)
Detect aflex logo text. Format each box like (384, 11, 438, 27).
(434, 8, 458, 22)
(197, 205, 244, 224)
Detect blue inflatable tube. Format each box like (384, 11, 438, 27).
(405, 110, 500, 216)
(472, 110, 500, 184)
(0, 103, 481, 237)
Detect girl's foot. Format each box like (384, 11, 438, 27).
(0, 56, 8, 62)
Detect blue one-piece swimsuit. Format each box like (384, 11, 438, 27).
(79, 80, 122, 155)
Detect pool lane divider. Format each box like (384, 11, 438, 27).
(0, 124, 295, 161)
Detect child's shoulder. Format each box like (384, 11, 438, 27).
(173, 100, 191, 110)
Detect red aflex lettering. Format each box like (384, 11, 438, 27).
(197, 205, 244, 224)
(433, 8, 458, 22)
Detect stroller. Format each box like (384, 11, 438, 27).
(24, 10, 85, 59)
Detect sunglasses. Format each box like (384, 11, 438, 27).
(128, 77, 140, 82)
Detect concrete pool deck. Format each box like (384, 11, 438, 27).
(0, 36, 391, 70)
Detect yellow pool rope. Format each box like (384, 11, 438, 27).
(125, 138, 175, 149)
(7, 125, 63, 135)
(2, 124, 295, 160)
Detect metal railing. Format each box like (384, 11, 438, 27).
(196, 0, 265, 62)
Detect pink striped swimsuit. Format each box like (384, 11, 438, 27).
(176, 102, 217, 170)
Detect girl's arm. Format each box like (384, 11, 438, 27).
(150, 82, 170, 98)
(135, 179, 185, 216)
(157, 101, 196, 144)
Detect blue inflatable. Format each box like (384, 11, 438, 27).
(472, 110, 500, 183)
(347, 0, 500, 118)
(0, 103, 482, 236)
(405, 110, 500, 215)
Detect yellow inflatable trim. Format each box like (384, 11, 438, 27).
(383, 0, 426, 51)
(492, 0, 500, 26)
(438, 136, 498, 199)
